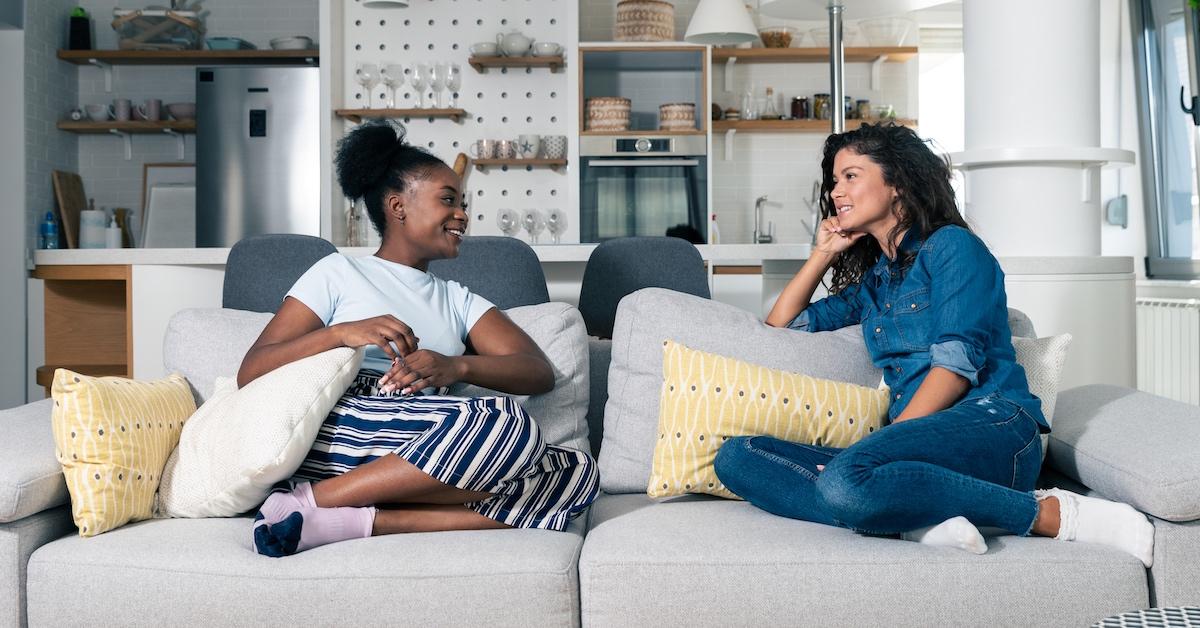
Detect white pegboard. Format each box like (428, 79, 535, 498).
(342, 0, 578, 245)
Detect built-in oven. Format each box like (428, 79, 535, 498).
(579, 134, 707, 243)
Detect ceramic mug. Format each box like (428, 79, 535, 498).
(516, 134, 540, 159)
(541, 135, 567, 160)
(85, 103, 113, 122)
(469, 139, 496, 159)
(495, 139, 517, 159)
(136, 98, 162, 121)
(113, 98, 132, 122)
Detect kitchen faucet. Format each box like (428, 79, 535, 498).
(753, 195, 774, 244)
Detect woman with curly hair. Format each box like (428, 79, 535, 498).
(712, 123, 1154, 566)
(240, 122, 598, 556)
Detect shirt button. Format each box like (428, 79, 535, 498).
(875, 327, 882, 333)
(885, 303, 891, 309)
(895, 392, 902, 400)
(910, 303, 918, 309)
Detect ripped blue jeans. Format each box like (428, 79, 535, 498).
(712, 393, 1043, 535)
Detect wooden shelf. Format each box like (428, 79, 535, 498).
(711, 47, 917, 64)
(335, 108, 466, 123)
(57, 49, 319, 65)
(713, 118, 917, 133)
(57, 120, 196, 134)
(580, 129, 706, 136)
(468, 55, 564, 72)
(473, 158, 568, 171)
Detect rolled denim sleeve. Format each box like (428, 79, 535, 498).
(925, 228, 998, 384)
(786, 283, 864, 332)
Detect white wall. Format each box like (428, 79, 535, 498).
(71, 0, 318, 217)
(1, 27, 25, 408)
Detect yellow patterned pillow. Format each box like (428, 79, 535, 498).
(51, 369, 196, 536)
(649, 341, 890, 499)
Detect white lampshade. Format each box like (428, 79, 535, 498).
(684, 0, 759, 45)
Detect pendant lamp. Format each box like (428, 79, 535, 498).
(684, 0, 759, 45)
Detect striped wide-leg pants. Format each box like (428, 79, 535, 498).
(293, 371, 599, 531)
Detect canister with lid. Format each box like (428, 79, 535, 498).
(791, 96, 809, 120)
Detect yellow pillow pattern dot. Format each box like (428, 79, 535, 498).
(649, 341, 890, 499)
(51, 369, 196, 537)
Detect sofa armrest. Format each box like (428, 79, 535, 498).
(0, 400, 68, 524)
(1048, 385, 1200, 522)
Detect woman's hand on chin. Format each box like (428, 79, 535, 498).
(814, 216, 868, 257)
(379, 349, 466, 395)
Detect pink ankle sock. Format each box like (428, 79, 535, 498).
(256, 482, 317, 526)
(254, 506, 376, 557)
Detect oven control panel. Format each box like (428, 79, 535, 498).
(615, 138, 673, 153)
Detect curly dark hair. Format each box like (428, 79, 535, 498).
(334, 121, 447, 237)
(820, 122, 969, 294)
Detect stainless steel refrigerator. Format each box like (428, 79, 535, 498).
(196, 66, 320, 247)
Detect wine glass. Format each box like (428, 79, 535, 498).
(545, 209, 567, 244)
(380, 63, 404, 109)
(430, 63, 447, 109)
(355, 62, 380, 109)
(522, 209, 546, 244)
(446, 63, 462, 108)
(496, 208, 520, 237)
(411, 63, 429, 109)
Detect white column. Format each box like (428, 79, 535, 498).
(954, 0, 1136, 389)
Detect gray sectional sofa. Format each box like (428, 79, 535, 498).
(3, 288, 1199, 627)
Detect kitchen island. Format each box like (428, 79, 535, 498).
(30, 243, 811, 390)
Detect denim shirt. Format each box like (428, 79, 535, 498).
(789, 225, 1049, 431)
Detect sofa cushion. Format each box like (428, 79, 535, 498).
(599, 288, 882, 494)
(27, 516, 584, 626)
(579, 493, 1148, 627)
(0, 400, 66, 523)
(1050, 384, 1200, 522)
(449, 302, 591, 452)
(0, 505, 74, 628)
(163, 308, 273, 404)
(51, 370, 195, 536)
(1012, 333, 1072, 463)
(649, 340, 889, 499)
(157, 347, 363, 518)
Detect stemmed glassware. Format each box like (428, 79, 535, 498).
(496, 209, 520, 237)
(446, 63, 462, 108)
(545, 209, 567, 244)
(522, 209, 546, 244)
(380, 63, 404, 109)
(355, 62, 380, 109)
(411, 63, 429, 109)
(429, 63, 447, 109)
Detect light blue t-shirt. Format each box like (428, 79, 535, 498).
(286, 253, 496, 372)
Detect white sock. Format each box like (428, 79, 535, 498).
(1036, 488, 1155, 568)
(902, 516, 988, 555)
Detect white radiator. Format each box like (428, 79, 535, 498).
(1136, 298, 1200, 405)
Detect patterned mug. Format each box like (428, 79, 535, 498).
(541, 135, 567, 160)
(495, 139, 517, 159)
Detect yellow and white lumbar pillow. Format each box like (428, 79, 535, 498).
(649, 340, 890, 499)
(51, 369, 196, 536)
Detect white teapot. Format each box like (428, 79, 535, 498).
(497, 30, 533, 56)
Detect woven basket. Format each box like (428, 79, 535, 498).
(658, 102, 695, 131)
(615, 0, 675, 42)
(586, 97, 631, 131)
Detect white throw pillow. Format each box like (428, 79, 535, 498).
(156, 347, 363, 518)
(1012, 333, 1072, 463)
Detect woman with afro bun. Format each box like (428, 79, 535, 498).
(238, 122, 598, 556)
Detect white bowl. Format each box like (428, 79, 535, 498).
(166, 102, 196, 121)
(857, 17, 913, 46)
(470, 42, 500, 57)
(270, 36, 313, 51)
(532, 41, 562, 57)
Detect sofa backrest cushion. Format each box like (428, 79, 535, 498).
(163, 308, 274, 404)
(0, 399, 66, 523)
(598, 288, 883, 494)
(164, 302, 590, 451)
(447, 302, 591, 451)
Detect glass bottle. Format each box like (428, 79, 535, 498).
(761, 87, 781, 120)
(814, 93, 830, 120)
(741, 81, 759, 121)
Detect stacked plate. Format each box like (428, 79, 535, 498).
(659, 103, 695, 131)
(586, 97, 631, 131)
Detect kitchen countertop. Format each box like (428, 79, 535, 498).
(32, 243, 814, 267)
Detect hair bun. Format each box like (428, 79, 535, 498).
(335, 121, 407, 200)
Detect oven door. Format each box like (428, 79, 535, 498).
(580, 157, 706, 243)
